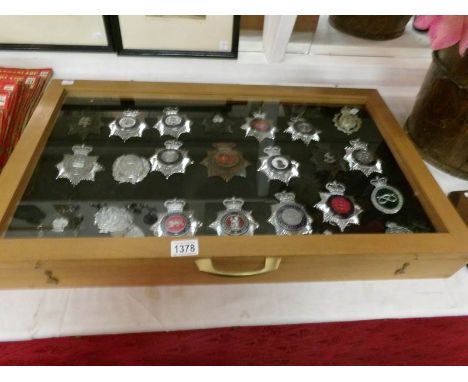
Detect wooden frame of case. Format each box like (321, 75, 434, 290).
(0, 80, 467, 289)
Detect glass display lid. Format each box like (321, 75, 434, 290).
(4, 95, 435, 239)
(0, 80, 466, 270)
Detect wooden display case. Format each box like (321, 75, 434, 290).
(0, 80, 467, 289)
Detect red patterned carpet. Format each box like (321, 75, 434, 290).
(1, 316, 468, 365)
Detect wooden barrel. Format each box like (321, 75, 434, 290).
(329, 16, 412, 40)
(406, 45, 468, 179)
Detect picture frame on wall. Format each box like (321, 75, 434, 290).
(109, 15, 240, 59)
(0, 16, 114, 52)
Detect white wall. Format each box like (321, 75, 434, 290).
(0, 15, 432, 124)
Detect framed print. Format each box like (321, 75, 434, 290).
(0, 16, 114, 52)
(109, 15, 240, 59)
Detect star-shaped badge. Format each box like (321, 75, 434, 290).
(56, 145, 104, 186)
(154, 107, 192, 139)
(314, 181, 363, 232)
(268, 191, 313, 235)
(343, 139, 383, 177)
(151, 199, 202, 237)
(258, 146, 299, 185)
(109, 110, 147, 142)
(284, 116, 321, 145)
(209, 197, 259, 236)
(240, 110, 278, 142)
(201, 143, 250, 182)
(149, 140, 193, 179)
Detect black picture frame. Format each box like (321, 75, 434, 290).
(108, 15, 240, 59)
(0, 16, 115, 53)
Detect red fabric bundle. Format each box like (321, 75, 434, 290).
(1, 317, 467, 365)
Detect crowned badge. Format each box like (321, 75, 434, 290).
(284, 116, 321, 145)
(333, 106, 362, 135)
(314, 181, 363, 232)
(240, 110, 278, 142)
(154, 107, 192, 139)
(258, 146, 299, 184)
(109, 110, 147, 141)
(151, 199, 202, 237)
(56, 145, 104, 186)
(370, 176, 404, 214)
(268, 191, 313, 235)
(343, 139, 383, 177)
(209, 197, 259, 236)
(201, 143, 250, 182)
(149, 140, 193, 179)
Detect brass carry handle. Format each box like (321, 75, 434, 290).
(195, 257, 282, 277)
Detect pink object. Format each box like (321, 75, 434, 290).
(415, 15, 468, 56)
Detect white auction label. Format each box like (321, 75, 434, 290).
(170, 239, 199, 257)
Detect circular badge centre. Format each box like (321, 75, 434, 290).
(162, 213, 190, 236)
(158, 149, 183, 166)
(375, 188, 399, 208)
(215, 152, 240, 168)
(352, 149, 376, 166)
(372, 186, 403, 214)
(277, 204, 307, 231)
(118, 116, 137, 129)
(268, 155, 291, 172)
(295, 121, 313, 134)
(327, 195, 355, 218)
(164, 114, 183, 127)
(339, 114, 358, 129)
(114, 156, 149, 182)
(250, 118, 271, 132)
(119, 157, 143, 175)
(221, 212, 249, 236)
